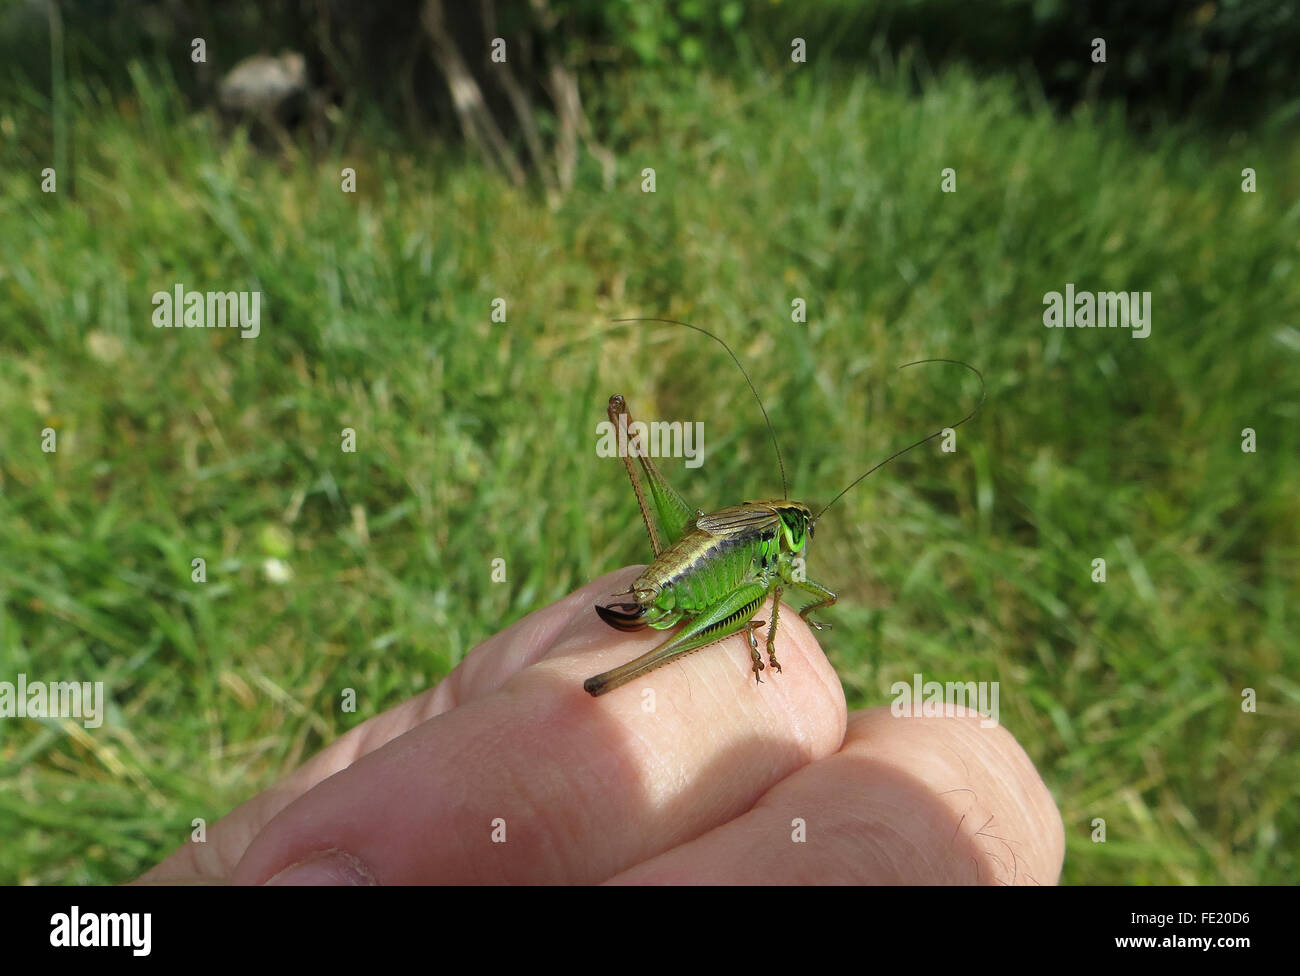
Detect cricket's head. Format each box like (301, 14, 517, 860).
(768, 500, 814, 553)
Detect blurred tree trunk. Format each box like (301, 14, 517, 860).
(420, 0, 613, 203)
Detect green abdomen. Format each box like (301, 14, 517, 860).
(639, 529, 778, 616)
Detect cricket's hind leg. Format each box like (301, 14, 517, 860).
(584, 581, 769, 696)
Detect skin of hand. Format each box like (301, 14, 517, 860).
(137, 567, 1064, 885)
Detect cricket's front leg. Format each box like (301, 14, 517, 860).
(764, 586, 785, 675)
(791, 576, 837, 631)
(584, 581, 770, 696)
(744, 619, 766, 683)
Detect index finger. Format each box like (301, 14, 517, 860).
(230, 570, 847, 883)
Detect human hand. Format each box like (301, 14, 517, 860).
(139, 567, 1063, 884)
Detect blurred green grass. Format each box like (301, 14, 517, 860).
(1, 59, 1297, 884)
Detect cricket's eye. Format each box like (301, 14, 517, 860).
(808, 522, 816, 540)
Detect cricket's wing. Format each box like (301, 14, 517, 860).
(693, 503, 782, 538)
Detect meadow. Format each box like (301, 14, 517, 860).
(1, 56, 1297, 884)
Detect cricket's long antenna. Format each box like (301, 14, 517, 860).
(610, 317, 789, 499)
(813, 359, 985, 522)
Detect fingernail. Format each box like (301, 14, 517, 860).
(265, 850, 376, 886)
